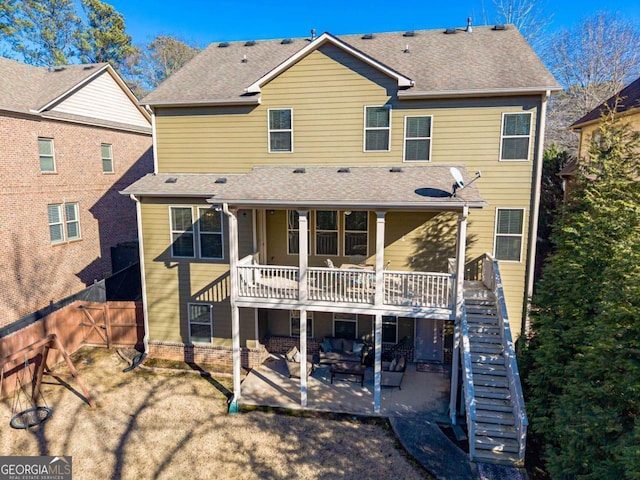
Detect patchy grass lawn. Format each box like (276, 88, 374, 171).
(0, 347, 430, 479)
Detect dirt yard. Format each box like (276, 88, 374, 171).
(0, 347, 430, 479)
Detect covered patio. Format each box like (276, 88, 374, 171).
(239, 354, 451, 417)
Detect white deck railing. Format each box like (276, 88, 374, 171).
(384, 271, 453, 308)
(308, 267, 375, 303)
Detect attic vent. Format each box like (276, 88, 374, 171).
(337, 167, 350, 173)
(389, 167, 403, 173)
(218, 42, 229, 47)
(492, 24, 507, 31)
(403, 31, 415, 37)
(281, 38, 293, 44)
(362, 33, 374, 40)
(215, 177, 227, 184)
(444, 28, 457, 34)
(165, 177, 178, 183)
(293, 167, 306, 174)
(244, 40, 256, 46)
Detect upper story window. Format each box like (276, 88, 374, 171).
(494, 208, 525, 262)
(170, 207, 195, 258)
(101, 144, 114, 173)
(404, 116, 432, 161)
(316, 210, 338, 256)
(48, 202, 80, 244)
(364, 106, 391, 151)
(268, 108, 293, 152)
(500, 112, 532, 161)
(198, 207, 223, 259)
(39, 138, 55, 173)
(170, 206, 225, 259)
(344, 211, 368, 256)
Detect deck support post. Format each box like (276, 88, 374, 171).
(450, 205, 468, 424)
(224, 205, 242, 405)
(374, 211, 386, 413)
(298, 211, 309, 407)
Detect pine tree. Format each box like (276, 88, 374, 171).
(523, 107, 640, 478)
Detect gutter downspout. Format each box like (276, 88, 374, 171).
(130, 194, 150, 356)
(149, 107, 159, 174)
(524, 90, 551, 339)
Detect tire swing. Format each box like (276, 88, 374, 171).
(5, 355, 53, 429)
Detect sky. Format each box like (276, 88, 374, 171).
(104, 0, 640, 47)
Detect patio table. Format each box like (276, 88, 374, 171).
(330, 361, 366, 387)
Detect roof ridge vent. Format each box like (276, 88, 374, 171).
(492, 24, 507, 31)
(337, 167, 350, 173)
(362, 33, 374, 40)
(165, 177, 177, 183)
(403, 31, 415, 37)
(444, 28, 457, 34)
(281, 38, 293, 44)
(389, 167, 403, 173)
(218, 42, 229, 48)
(244, 40, 256, 46)
(293, 167, 306, 174)
(215, 177, 227, 184)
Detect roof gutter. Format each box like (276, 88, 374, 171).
(398, 86, 561, 100)
(206, 198, 487, 210)
(141, 96, 261, 108)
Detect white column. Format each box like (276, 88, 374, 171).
(224, 205, 242, 405)
(374, 211, 386, 413)
(298, 211, 309, 407)
(449, 205, 468, 424)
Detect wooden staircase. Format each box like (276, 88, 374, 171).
(464, 288, 521, 465)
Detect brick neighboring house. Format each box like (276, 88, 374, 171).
(0, 57, 153, 327)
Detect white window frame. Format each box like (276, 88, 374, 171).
(343, 211, 368, 257)
(198, 207, 224, 260)
(48, 202, 81, 244)
(169, 206, 195, 258)
(268, 108, 293, 153)
(287, 210, 299, 255)
(39, 138, 56, 173)
(493, 208, 525, 262)
(315, 210, 339, 256)
(333, 313, 358, 339)
(382, 316, 398, 344)
(363, 105, 391, 152)
(290, 310, 314, 338)
(101, 143, 114, 173)
(188, 303, 213, 344)
(403, 115, 432, 162)
(499, 112, 532, 162)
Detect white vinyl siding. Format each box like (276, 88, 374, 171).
(404, 115, 432, 161)
(364, 105, 391, 151)
(500, 112, 532, 161)
(494, 208, 525, 262)
(290, 310, 314, 337)
(268, 108, 293, 152)
(188, 303, 212, 343)
(344, 211, 368, 256)
(101, 144, 114, 173)
(39, 138, 55, 173)
(48, 202, 80, 244)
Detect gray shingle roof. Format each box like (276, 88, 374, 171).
(570, 76, 640, 128)
(142, 25, 560, 106)
(0, 57, 109, 112)
(121, 165, 486, 209)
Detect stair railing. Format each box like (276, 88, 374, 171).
(487, 254, 528, 464)
(459, 301, 477, 460)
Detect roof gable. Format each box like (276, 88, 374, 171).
(245, 32, 414, 94)
(570, 76, 640, 128)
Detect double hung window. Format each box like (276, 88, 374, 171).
(48, 202, 80, 244)
(364, 106, 391, 151)
(39, 138, 55, 173)
(404, 116, 432, 161)
(268, 109, 293, 152)
(494, 208, 525, 261)
(500, 113, 532, 161)
(189, 303, 212, 343)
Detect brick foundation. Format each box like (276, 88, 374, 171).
(148, 340, 270, 369)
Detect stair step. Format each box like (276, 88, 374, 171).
(470, 344, 504, 354)
(471, 353, 504, 364)
(473, 449, 521, 466)
(475, 422, 517, 437)
(476, 397, 513, 412)
(466, 315, 499, 325)
(466, 306, 497, 315)
(474, 386, 511, 400)
(473, 374, 508, 388)
(469, 333, 502, 344)
(464, 297, 496, 306)
(476, 409, 515, 425)
(468, 325, 500, 335)
(475, 436, 520, 453)
(472, 364, 507, 376)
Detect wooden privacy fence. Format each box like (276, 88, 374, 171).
(0, 300, 142, 399)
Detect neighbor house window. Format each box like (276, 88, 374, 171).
(333, 313, 357, 340)
(404, 116, 432, 161)
(344, 211, 368, 256)
(48, 202, 80, 244)
(39, 138, 55, 173)
(494, 208, 525, 261)
(101, 144, 114, 173)
(290, 310, 314, 337)
(198, 207, 223, 259)
(500, 112, 532, 161)
(170, 207, 195, 257)
(316, 210, 338, 256)
(189, 303, 212, 343)
(364, 106, 391, 151)
(382, 316, 398, 344)
(268, 108, 293, 152)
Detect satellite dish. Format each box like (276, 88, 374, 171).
(450, 167, 465, 188)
